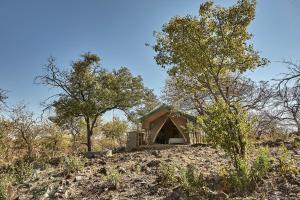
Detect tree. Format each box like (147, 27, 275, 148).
(154, 0, 267, 157)
(0, 89, 7, 104)
(272, 61, 300, 134)
(50, 116, 85, 151)
(273, 84, 300, 134)
(37, 53, 154, 152)
(10, 104, 39, 159)
(126, 88, 159, 126)
(102, 117, 128, 146)
(198, 99, 252, 169)
(0, 119, 14, 163)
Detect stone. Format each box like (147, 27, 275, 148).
(151, 150, 161, 157)
(147, 160, 161, 168)
(85, 152, 95, 159)
(98, 167, 107, 175)
(74, 176, 83, 182)
(97, 160, 107, 165)
(118, 167, 127, 174)
(105, 150, 113, 157)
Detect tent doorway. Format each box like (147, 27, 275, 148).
(154, 118, 184, 144)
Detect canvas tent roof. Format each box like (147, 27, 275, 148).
(139, 104, 196, 123)
(140, 104, 196, 133)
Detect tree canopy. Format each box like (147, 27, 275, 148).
(37, 53, 155, 151)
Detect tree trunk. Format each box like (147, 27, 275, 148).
(87, 127, 92, 152)
(86, 118, 93, 152)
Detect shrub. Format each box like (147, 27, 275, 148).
(61, 155, 83, 175)
(105, 168, 122, 188)
(293, 137, 300, 149)
(222, 147, 272, 193)
(179, 165, 206, 195)
(277, 145, 299, 175)
(159, 163, 177, 186)
(250, 147, 271, 182)
(198, 100, 252, 169)
(0, 174, 13, 199)
(225, 158, 251, 192)
(12, 160, 34, 183)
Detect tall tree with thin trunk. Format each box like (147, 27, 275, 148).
(37, 53, 154, 152)
(153, 0, 268, 168)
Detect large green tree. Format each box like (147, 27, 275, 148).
(154, 0, 268, 161)
(37, 53, 154, 152)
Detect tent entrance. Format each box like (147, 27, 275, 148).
(154, 118, 184, 144)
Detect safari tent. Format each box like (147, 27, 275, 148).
(126, 104, 203, 149)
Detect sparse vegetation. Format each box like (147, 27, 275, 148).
(61, 155, 84, 175)
(277, 145, 299, 176)
(0, 0, 300, 199)
(104, 167, 123, 189)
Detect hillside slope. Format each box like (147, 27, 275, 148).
(12, 144, 300, 200)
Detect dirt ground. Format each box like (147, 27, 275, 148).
(14, 143, 300, 200)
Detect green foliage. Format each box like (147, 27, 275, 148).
(226, 158, 251, 192)
(179, 165, 206, 195)
(61, 155, 83, 175)
(221, 147, 272, 193)
(293, 137, 300, 149)
(37, 53, 155, 151)
(154, 0, 268, 116)
(277, 145, 299, 175)
(12, 160, 34, 183)
(105, 168, 123, 187)
(0, 173, 13, 199)
(250, 147, 271, 181)
(102, 118, 128, 142)
(198, 99, 252, 167)
(159, 163, 177, 186)
(159, 163, 206, 196)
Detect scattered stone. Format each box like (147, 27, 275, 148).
(151, 150, 161, 157)
(147, 160, 161, 168)
(105, 150, 113, 157)
(98, 167, 107, 175)
(74, 176, 83, 182)
(97, 160, 107, 165)
(117, 167, 127, 174)
(85, 152, 95, 159)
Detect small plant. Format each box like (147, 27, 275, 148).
(293, 137, 300, 149)
(61, 155, 83, 175)
(105, 168, 122, 188)
(159, 163, 177, 186)
(277, 144, 299, 175)
(179, 165, 206, 195)
(0, 173, 13, 199)
(222, 148, 272, 193)
(12, 160, 34, 183)
(251, 147, 271, 182)
(225, 158, 251, 192)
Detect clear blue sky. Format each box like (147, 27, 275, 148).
(0, 0, 300, 119)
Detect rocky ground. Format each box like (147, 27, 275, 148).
(9, 142, 300, 200)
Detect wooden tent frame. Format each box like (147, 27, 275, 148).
(151, 116, 187, 144)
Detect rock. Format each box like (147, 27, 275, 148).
(85, 152, 95, 159)
(97, 160, 107, 165)
(286, 174, 300, 186)
(48, 157, 61, 166)
(105, 150, 113, 157)
(168, 187, 184, 200)
(117, 167, 127, 174)
(147, 160, 161, 168)
(74, 176, 83, 182)
(98, 167, 107, 175)
(151, 150, 161, 157)
(213, 191, 229, 200)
